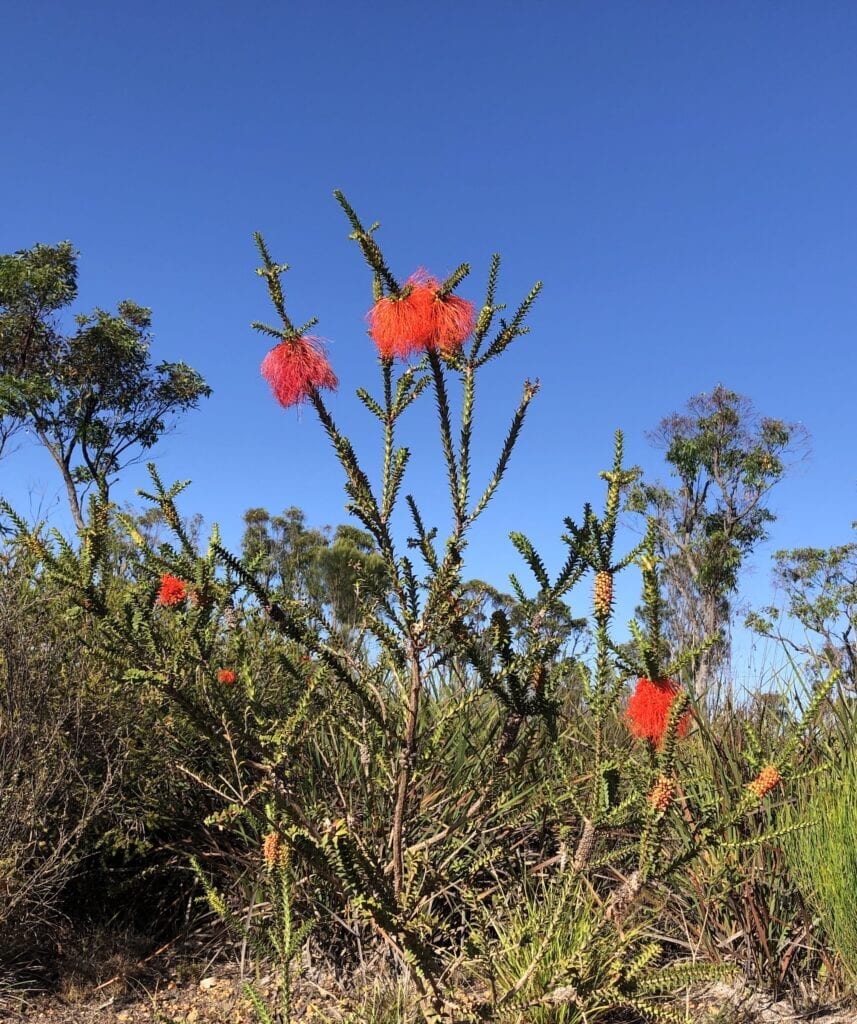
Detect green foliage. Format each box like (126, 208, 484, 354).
(192, 845, 311, 1024)
(749, 525, 857, 689)
(240, 506, 387, 631)
(3, 200, 849, 1023)
(473, 871, 730, 1023)
(0, 240, 210, 528)
(629, 385, 806, 697)
(0, 555, 118, 954)
(782, 751, 857, 987)
(661, 689, 837, 997)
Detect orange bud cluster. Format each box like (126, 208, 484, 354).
(593, 570, 613, 618)
(647, 774, 675, 813)
(747, 764, 781, 800)
(262, 830, 285, 870)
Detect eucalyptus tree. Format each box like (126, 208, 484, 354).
(0, 241, 210, 530)
(630, 385, 807, 697)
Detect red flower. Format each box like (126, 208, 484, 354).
(625, 677, 690, 749)
(368, 271, 475, 360)
(157, 574, 188, 606)
(217, 668, 237, 685)
(261, 336, 338, 408)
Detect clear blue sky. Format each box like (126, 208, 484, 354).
(2, 2, 855, 661)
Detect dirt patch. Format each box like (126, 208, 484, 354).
(0, 963, 348, 1023)
(693, 980, 857, 1024)
(4, 963, 856, 1023)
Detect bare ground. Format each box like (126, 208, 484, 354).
(3, 952, 856, 1023)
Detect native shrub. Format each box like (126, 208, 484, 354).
(7, 193, 839, 1023)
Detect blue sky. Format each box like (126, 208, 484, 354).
(2, 2, 855, 664)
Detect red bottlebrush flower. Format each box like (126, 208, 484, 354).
(157, 574, 188, 606)
(261, 336, 337, 408)
(625, 677, 690, 749)
(217, 668, 237, 685)
(431, 290, 475, 352)
(368, 275, 435, 359)
(367, 271, 475, 360)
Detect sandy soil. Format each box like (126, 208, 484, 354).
(3, 964, 857, 1023)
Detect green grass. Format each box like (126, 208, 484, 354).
(783, 752, 857, 988)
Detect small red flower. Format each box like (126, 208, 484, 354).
(261, 336, 338, 408)
(368, 271, 475, 360)
(625, 677, 690, 749)
(217, 668, 237, 685)
(157, 574, 188, 606)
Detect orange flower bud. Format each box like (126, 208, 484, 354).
(648, 774, 675, 813)
(747, 764, 781, 799)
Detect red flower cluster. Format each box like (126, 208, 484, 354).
(217, 668, 237, 685)
(368, 271, 475, 360)
(157, 574, 188, 606)
(625, 677, 690, 749)
(261, 336, 338, 408)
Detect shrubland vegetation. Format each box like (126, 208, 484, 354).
(1, 198, 855, 1022)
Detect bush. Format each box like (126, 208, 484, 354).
(2, 195, 843, 1022)
(0, 553, 116, 958)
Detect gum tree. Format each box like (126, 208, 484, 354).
(749, 527, 857, 689)
(0, 242, 210, 530)
(630, 385, 807, 699)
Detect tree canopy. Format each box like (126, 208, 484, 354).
(0, 241, 210, 529)
(630, 384, 807, 697)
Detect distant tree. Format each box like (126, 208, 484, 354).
(748, 526, 857, 689)
(241, 506, 330, 599)
(0, 242, 210, 529)
(629, 385, 807, 698)
(240, 506, 387, 631)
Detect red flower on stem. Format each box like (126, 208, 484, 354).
(368, 271, 475, 360)
(261, 336, 337, 408)
(157, 574, 188, 607)
(625, 677, 690, 749)
(217, 668, 237, 685)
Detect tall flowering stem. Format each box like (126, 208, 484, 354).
(246, 209, 544, 932)
(253, 233, 337, 409)
(308, 198, 544, 908)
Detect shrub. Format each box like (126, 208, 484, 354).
(0, 551, 116, 958)
(7, 193, 839, 1022)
